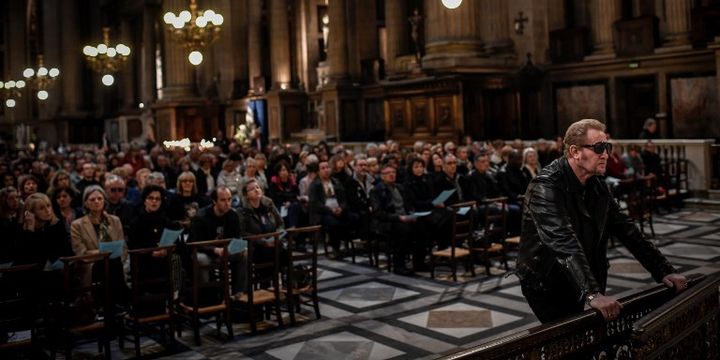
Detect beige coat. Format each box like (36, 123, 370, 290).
(71, 214, 125, 254)
(70, 214, 126, 285)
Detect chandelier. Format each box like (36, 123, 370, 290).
(0, 79, 26, 108)
(82, 27, 132, 86)
(162, 0, 224, 66)
(22, 55, 60, 101)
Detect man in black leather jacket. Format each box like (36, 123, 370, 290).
(518, 119, 687, 323)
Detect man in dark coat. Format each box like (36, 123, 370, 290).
(518, 119, 687, 324)
(309, 161, 349, 257)
(370, 165, 424, 275)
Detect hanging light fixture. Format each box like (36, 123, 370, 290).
(22, 55, 60, 100)
(0, 79, 25, 108)
(441, 0, 463, 9)
(162, 0, 223, 66)
(82, 27, 131, 87)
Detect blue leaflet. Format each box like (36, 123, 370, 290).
(228, 238, 248, 255)
(432, 189, 456, 206)
(159, 228, 183, 246)
(99, 240, 124, 259)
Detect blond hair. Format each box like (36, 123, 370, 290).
(563, 119, 606, 156)
(24, 193, 59, 226)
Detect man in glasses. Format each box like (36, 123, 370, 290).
(517, 119, 687, 324)
(104, 174, 135, 234)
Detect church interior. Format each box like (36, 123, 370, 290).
(1, 0, 720, 359)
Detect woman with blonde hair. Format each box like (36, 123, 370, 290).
(522, 147, 542, 180)
(168, 171, 210, 223)
(14, 193, 73, 265)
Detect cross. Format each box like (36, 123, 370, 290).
(514, 11, 529, 35)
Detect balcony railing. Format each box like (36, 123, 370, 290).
(440, 272, 718, 359)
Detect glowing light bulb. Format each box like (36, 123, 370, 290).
(5, 99, 16, 108)
(102, 74, 115, 86)
(49, 68, 60, 77)
(163, 12, 175, 24)
(38, 67, 48, 76)
(213, 14, 224, 25)
(16, 80, 25, 88)
(23, 68, 34, 78)
(441, 0, 463, 9)
(188, 51, 203, 65)
(37, 90, 49, 100)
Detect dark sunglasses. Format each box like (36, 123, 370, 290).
(579, 142, 612, 155)
(110, 187, 125, 193)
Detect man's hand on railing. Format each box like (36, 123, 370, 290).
(588, 294, 624, 321)
(662, 273, 688, 293)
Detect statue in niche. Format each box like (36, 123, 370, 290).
(408, 8, 424, 67)
(322, 14, 330, 55)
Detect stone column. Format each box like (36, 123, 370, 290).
(120, 20, 136, 110)
(160, 0, 195, 99)
(270, 0, 291, 89)
(248, 0, 263, 93)
(482, 0, 513, 53)
(547, 0, 566, 31)
(663, 0, 692, 47)
(588, 0, 620, 57)
(327, 0, 349, 81)
(384, 0, 408, 73)
(423, 0, 483, 59)
(229, 0, 249, 97)
(59, 0, 81, 114)
(141, 6, 157, 106)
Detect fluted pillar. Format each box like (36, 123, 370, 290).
(588, 0, 620, 56)
(663, 0, 692, 46)
(327, 0, 349, 81)
(160, 0, 195, 99)
(481, 0, 513, 53)
(423, 0, 483, 59)
(141, 6, 157, 106)
(248, 0, 263, 93)
(59, 0, 81, 114)
(270, 0, 291, 89)
(384, 0, 407, 73)
(120, 20, 135, 110)
(229, 0, 249, 97)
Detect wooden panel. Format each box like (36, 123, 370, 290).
(615, 16, 659, 57)
(411, 97, 430, 132)
(434, 96, 455, 131)
(325, 100, 337, 137)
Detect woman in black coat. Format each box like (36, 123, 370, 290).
(15, 193, 74, 265)
(127, 185, 181, 312)
(403, 157, 452, 251)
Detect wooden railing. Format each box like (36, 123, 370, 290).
(441, 272, 719, 359)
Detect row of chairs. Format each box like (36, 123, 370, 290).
(0, 225, 323, 359)
(430, 197, 520, 282)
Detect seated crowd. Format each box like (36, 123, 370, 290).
(0, 135, 573, 281)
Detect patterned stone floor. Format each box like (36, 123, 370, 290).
(61, 208, 720, 360)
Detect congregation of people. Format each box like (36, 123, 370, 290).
(0, 133, 668, 278)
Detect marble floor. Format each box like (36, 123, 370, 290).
(60, 208, 720, 360)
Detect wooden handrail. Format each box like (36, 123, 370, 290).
(185, 238, 231, 247)
(441, 273, 709, 360)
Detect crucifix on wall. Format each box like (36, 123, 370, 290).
(514, 11, 529, 35)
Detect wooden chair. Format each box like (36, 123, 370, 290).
(471, 197, 511, 275)
(177, 239, 233, 345)
(122, 245, 176, 357)
(231, 231, 284, 334)
(284, 226, 322, 325)
(0, 263, 42, 355)
(57, 253, 113, 360)
(430, 201, 476, 282)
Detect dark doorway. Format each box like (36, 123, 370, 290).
(616, 76, 657, 138)
(482, 89, 520, 140)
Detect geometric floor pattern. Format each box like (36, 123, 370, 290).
(57, 207, 720, 359)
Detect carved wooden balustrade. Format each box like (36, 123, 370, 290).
(440, 272, 719, 360)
